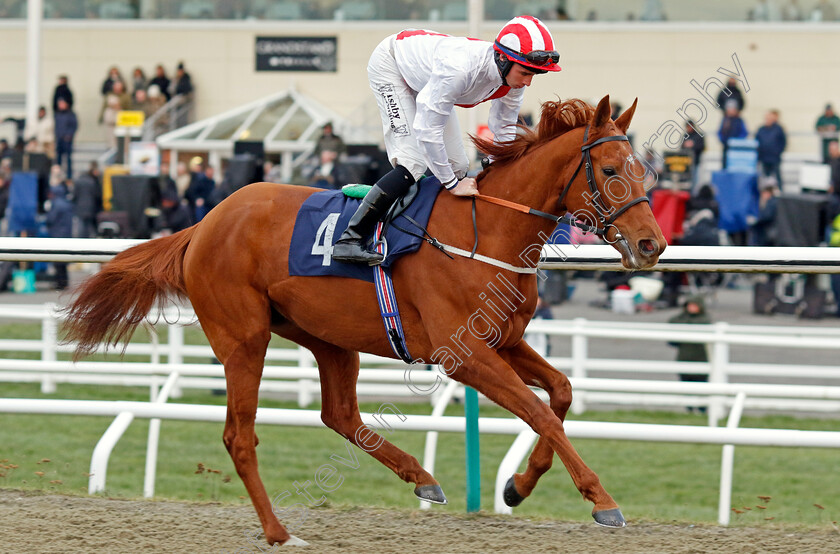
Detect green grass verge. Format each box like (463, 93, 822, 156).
(1, 379, 839, 530)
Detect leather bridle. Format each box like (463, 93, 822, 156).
(555, 124, 650, 236)
(476, 124, 650, 238)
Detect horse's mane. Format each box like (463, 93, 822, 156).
(473, 98, 594, 170)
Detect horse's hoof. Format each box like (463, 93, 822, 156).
(503, 476, 525, 507)
(593, 508, 626, 528)
(283, 534, 310, 547)
(415, 484, 448, 504)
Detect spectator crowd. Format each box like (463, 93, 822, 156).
(5, 61, 195, 183)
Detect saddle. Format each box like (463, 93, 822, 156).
(341, 182, 421, 227)
(289, 177, 441, 283)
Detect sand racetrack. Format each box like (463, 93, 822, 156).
(2, 489, 838, 553)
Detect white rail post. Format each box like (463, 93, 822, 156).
(297, 346, 314, 408)
(40, 305, 57, 394)
(718, 392, 746, 525)
(167, 323, 184, 398)
(570, 318, 588, 415)
(25, 0, 42, 139)
(89, 411, 135, 494)
(420, 379, 460, 510)
(147, 322, 160, 365)
(708, 322, 730, 426)
(143, 371, 180, 498)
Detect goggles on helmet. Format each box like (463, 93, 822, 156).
(494, 41, 559, 67)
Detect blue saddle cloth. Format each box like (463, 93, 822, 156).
(289, 177, 443, 282)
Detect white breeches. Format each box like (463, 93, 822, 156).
(367, 36, 469, 182)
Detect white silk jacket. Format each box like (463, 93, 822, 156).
(391, 30, 524, 184)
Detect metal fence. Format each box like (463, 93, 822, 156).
(1, 240, 840, 527)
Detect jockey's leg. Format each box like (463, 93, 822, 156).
(341, 36, 423, 266)
(332, 164, 414, 264)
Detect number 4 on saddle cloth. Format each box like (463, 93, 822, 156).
(289, 176, 441, 282)
(289, 176, 443, 363)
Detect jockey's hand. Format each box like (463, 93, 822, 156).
(450, 177, 479, 197)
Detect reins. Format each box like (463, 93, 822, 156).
(382, 124, 650, 274)
(473, 193, 601, 235)
(476, 124, 650, 238)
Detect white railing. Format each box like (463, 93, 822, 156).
(2, 302, 840, 523)
(3, 304, 839, 417)
(3, 394, 839, 527)
(141, 94, 194, 142)
(1, 239, 839, 527)
(527, 318, 840, 423)
(1, 239, 840, 273)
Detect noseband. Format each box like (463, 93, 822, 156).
(557, 124, 651, 237)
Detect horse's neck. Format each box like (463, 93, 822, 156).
(481, 132, 581, 213)
(476, 134, 581, 252)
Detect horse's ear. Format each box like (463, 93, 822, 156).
(592, 95, 611, 129)
(615, 98, 638, 134)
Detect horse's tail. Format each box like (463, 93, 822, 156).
(63, 226, 197, 360)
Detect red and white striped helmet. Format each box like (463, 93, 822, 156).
(494, 16, 561, 72)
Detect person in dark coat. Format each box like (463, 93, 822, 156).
(829, 141, 840, 195)
(668, 295, 711, 389)
(750, 179, 779, 247)
(73, 162, 102, 238)
(682, 120, 705, 188)
(755, 110, 787, 187)
(313, 123, 346, 158)
(686, 184, 719, 219)
(54, 98, 78, 178)
(660, 186, 721, 307)
(716, 77, 746, 113)
(0, 161, 11, 225)
(100, 66, 125, 97)
(148, 64, 172, 102)
(52, 75, 74, 113)
(306, 149, 349, 190)
(829, 214, 840, 318)
(184, 160, 215, 222)
(172, 62, 194, 97)
(159, 177, 192, 233)
(171, 62, 193, 127)
(826, 141, 840, 233)
(718, 100, 748, 169)
(46, 184, 74, 290)
(815, 104, 840, 163)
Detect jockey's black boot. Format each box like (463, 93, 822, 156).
(332, 165, 415, 264)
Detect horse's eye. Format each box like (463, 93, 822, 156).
(602, 167, 617, 177)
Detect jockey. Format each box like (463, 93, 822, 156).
(332, 15, 562, 264)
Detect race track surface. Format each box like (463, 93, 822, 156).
(2, 490, 838, 553)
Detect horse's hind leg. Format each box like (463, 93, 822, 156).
(498, 342, 574, 507)
(278, 326, 446, 503)
(448, 344, 623, 527)
(193, 296, 293, 546)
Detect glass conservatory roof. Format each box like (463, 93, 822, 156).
(156, 88, 343, 152)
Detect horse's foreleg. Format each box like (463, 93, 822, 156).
(287, 331, 446, 504)
(498, 341, 573, 505)
(450, 349, 623, 526)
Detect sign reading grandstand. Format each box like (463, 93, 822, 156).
(255, 36, 337, 72)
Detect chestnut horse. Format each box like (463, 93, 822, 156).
(64, 96, 665, 546)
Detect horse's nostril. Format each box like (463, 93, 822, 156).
(638, 239, 658, 256)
